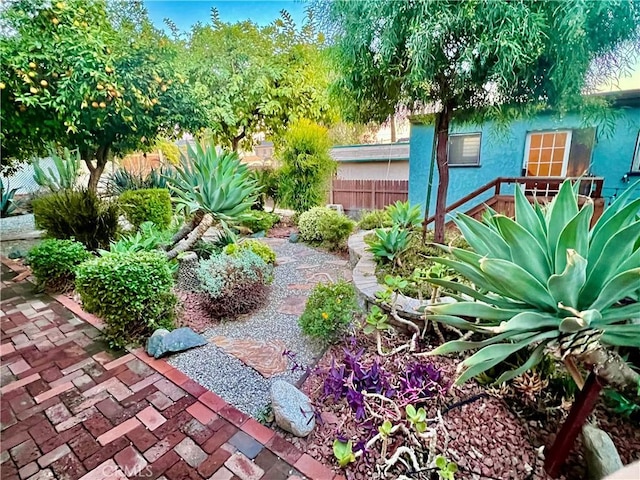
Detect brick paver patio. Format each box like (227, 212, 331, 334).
(1, 261, 339, 480)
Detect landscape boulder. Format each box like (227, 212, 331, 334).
(270, 380, 315, 437)
(583, 424, 623, 480)
(146, 327, 207, 359)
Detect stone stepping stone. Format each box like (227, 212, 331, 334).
(277, 296, 307, 316)
(275, 256, 296, 265)
(211, 336, 288, 378)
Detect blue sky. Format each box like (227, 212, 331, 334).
(144, 0, 307, 32)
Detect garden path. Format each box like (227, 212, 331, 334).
(170, 239, 352, 419)
(0, 261, 340, 480)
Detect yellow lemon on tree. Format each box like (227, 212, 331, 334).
(0, 82, 5, 90)
(29, 86, 38, 94)
(29, 62, 36, 69)
(28, 71, 36, 78)
(52, 18, 59, 25)
(161, 85, 167, 92)
(105, 66, 113, 73)
(99, 102, 106, 108)
(56, 2, 65, 9)
(97, 84, 104, 90)
(91, 101, 99, 108)
(40, 80, 48, 87)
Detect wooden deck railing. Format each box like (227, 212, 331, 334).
(423, 176, 605, 227)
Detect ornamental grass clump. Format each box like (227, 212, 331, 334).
(425, 179, 640, 390)
(197, 250, 273, 318)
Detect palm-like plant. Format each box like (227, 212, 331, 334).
(425, 180, 640, 390)
(164, 141, 258, 259)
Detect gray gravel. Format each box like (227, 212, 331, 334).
(0, 213, 37, 238)
(169, 238, 351, 418)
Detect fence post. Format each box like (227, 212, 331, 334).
(371, 182, 376, 209)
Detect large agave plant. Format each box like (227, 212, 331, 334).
(426, 179, 640, 389)
(168, 141, 258, 221)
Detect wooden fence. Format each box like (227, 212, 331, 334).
(330, 179, 409, 211)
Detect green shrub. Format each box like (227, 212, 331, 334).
(27, 239, 91, 292)
(104, 166, 172, 195)
(298, 207, 334, 242)
(193, 239, 221, 260)
(241, 211, 280, 233)
(279, 119, 337, 213)
(298, 280, 359, 342)
(224, 239, 277, 265)
(197, 251, 273, 318)
(252, 167, 281, 210)
(32, 189, 119, 251)
(358, 209, 391, 230)
(119, 188, 172, 230)
(75, 251, 176, 348)
(318, 211, 355, 251)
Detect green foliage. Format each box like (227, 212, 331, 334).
(1, 0, 205, 184)
(251, 167, 282, 211)
(224, 239, 276, 265)
(193, 239, 221, 260)
(435, 455, 458, 480)
(378, 419, 393, 437)
(167, 141, 258, 222)
(197, 251, 273, 318)
(363, 305, 391, 335)
(405, 404, 427, 433)
(75, 251, 176, 348)
(240, 211, 280, 234)
(104, 166, 172, 195)
(119, 188, 172, 230)
(427, 179, 640, 385)
(318, 211, 355, 251)
(182, 11, 335, 151)
(32, 147, 81, 191)
(366, 226, 411, 264)
(278, 119, 337, 213)
(386, 201, 421, 230)
(32, 189, 119, 250)
(332, 439, 356, 468)
(298, 207, 334, 242)
(358, 209, 391, 230)
(102, 221, 171, 254)
(26, 239, 90, 291)
(603, 388, 639, 417)
(298, 280, 359, 343)
(0, 178, 19, 217)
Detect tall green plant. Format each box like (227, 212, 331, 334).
(32, 148, 81, 191)
(0, 178, 19, 218)
(279, 119, 337, 213)
(425, 180, 640, 390)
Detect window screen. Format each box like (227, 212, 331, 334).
(448, 134, 481, 166)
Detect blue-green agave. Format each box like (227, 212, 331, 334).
(426, 179, 640, 388)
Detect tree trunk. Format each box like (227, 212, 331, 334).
(166, 210, 205, 249)
(576, 346, 640, 392)
(433, 105, 453, 244)
(389, 115, 397, 143)
(165, 213, 214, 261)
(231, 131, 245, 152)
(86, 144, 110, 192)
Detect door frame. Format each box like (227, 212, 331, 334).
(522, 130, 573, 177)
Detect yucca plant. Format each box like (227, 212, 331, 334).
(386, 200, 422, 229)
(425, 179, 640, 391)
(32, 147, 81, 192)
(366, 226, 411, 266)
(164, 141, 258, 260)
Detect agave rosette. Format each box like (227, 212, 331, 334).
(426, 179, 640, 385)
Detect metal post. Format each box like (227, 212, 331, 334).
(544, 371, 604, 477)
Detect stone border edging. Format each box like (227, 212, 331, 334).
(348, 231, 456, 321)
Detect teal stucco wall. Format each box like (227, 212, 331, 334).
(408, 108, 640, 217)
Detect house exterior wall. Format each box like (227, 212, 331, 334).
(408, 107, 640, 216)
(337, 160, 409, 180)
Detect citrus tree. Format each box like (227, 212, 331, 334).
(0, 0, 205, 189)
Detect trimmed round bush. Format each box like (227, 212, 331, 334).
(358, 210, 391, 230)
(298, 207, 334, 242)
(26, 239, 91, 292)
(75, 251, 176, 348)
(298, 280, 359, 343)
(119, 188, 172, 230)
(318, 211, 355, 251)
(224, 239, 276, 265)
(197, 251, 273, 318)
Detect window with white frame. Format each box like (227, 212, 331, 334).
(523, 130, 572, 177)
(448, 133, 481, 166)
(631, 131, 640, 173)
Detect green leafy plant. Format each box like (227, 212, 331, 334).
(32, 189, 119, 251)
(318, 211, 356, 251)
(366, 226, 411, 266)
(193, 239, 221, 260)
(435, 455, 458, 480)
(197, 250, 273, 318)
(26, 239, 91, 292)
(102, 222, 171, 254)
(75, 251, 176, 348)
(32, 148, 81, 191)
(386, 201, 421, 230)
(358, 209, 391, 230)
(378, 419, 394, 437)
(363, 305, 391, 335)
(405, 404, 427, 433)
(251, 167, 282, 211)
(0, 178, 19, 218)
(299, 280, 359, 343)
(224, 239, 276, 265)
(426, 179, 640, 389)
(119, 188, 173, 230)
(332, 439, 356, 468)
(240, 210, 280, 233)
(604, 388, 639, 417)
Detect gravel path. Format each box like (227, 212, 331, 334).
(169, 238, 352, 418)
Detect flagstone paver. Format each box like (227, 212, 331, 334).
(0, 260, 341, 480)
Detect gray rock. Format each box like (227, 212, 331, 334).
(270, 380, 315, 437)
(146, 327, 206, 359)
(289, 233, 299, 243)
(583, 424, 623, 480)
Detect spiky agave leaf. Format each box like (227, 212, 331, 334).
(426, 179, 640, 385)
